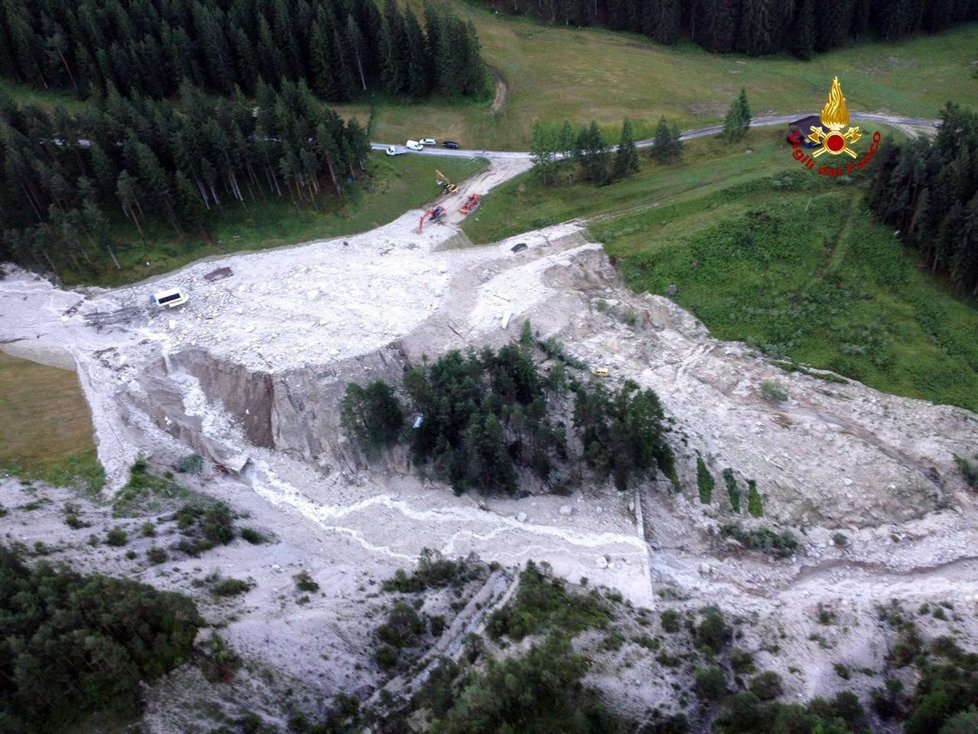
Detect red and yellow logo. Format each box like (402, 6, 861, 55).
(788, 77, 881, 176)
(808, 77, 861, 157)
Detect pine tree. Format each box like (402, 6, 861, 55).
(576, 121, 610, 185)
(345, 119, 371, 172)
(115, 170, 144, 239)
(612, 118, 640, 179)
(794, 0, 816, 60)
(648, 0, 682, 44)
(722, 88, 751, 143)
(423, 1, 443, 91)
(652, 115, 675, 162)
(404, 8, 428, 97)
(531, 122, 560, 186)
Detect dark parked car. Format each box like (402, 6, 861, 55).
(442, 140, 460, 149)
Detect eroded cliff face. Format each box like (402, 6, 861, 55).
(266, 343, 411, 466)
(168, 348, 275, 448)
(139, 343, 411, 471)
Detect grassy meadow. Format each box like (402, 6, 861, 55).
(371, 7, 978, 149)
(0, 352, 104, 491)
(463, 126, 978, 412)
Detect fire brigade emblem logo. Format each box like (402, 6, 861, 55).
(807, 77, 861, 158)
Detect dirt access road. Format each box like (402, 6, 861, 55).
(369, 112, 940, 158)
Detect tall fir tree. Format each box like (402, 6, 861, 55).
(793, 0, 816, 60)
(722, 88, 751, 143)
(652, 115, 679, 162)
(612, 118, 640, 179)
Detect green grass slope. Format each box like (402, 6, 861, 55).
(0, 351, 103, 490)
(371, 8, 978, 149)
(463, 128, 978, 412)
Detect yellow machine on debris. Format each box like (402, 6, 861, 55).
(435, 169, 459, 194)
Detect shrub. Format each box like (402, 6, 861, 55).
(430, 615, 447, 637)
(106, 527, 128, 546)
(817, 603, 837, 625)
(383, 548, 482, 592)
(239, 527, 269, 545)
(695, 607, 729, 654)
(731, 648, 756, 675)
(486, 561, 611, 641)
(696, 453, 714, 505)
(953, 455, 978, 490)
(175, 453, 204, 474)
(200, 633, 242, 683)
(694, 665, 728, 702)
(146, 547, 168, 565)
(746, 480, 763, 517)
(294, 570, 319, 593)
(141, 522, 156, 537)
(760, 381, 788, 404)
(375, 644, 398, 670)
(749, 671, 783, 701)
(212, 578, 252, 597)
(723, 469, 741, 513)
(832, 532, 849, 547)
(721, 525, 799, 558)
(660, 609, 681, 634)
(377, 601, 425, 648)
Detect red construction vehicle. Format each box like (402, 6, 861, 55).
(418, 205, 446, 232)
(460, 193, 480, 216)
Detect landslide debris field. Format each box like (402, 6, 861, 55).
(2, 157, 978, 731)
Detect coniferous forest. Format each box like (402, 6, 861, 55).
(0, 81, 372, 277)
(0, 0, 488, 279)
(0, 0, 486, 101)
(869, 103, 978, 297)
(479, 0, 978, 57)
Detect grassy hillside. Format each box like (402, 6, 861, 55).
(61, 154, 486, 288)
(0, 352, 103, 490)
(463, 128, 978, 412)
(370, 8, 978, 149)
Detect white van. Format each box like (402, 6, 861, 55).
(405, 140, 424, 152)
(153, 287, 189, 308)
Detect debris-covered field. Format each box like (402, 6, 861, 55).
(2, 156, 978, 732)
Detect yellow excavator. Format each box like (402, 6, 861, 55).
(435, 169, 459, 195)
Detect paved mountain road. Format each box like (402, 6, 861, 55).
(371, 112, 940, 160)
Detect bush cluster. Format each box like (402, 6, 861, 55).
(721, 525, 799, 558)
(382, 548, 483, 593)
(487, 561, 611, 641)
(0, 545, 202, 731)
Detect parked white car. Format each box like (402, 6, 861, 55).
(405, 140, 424, 151)
(419, 138, 437, 146)
(385, 145, 405, 156)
